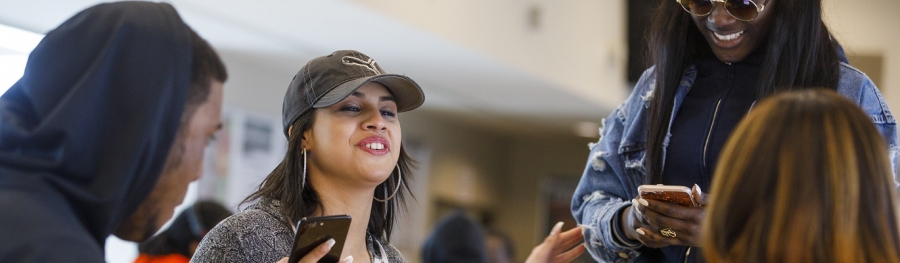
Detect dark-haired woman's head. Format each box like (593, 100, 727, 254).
(245, 50, 424, 240)
(680, 0, 777, 63)
(644, 0, 840, 183)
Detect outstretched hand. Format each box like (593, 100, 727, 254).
(524, 222, 586, 263)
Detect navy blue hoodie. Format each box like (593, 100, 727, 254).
(0, 2, 191, 261)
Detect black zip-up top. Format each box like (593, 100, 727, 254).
(659, 49, 763, 263)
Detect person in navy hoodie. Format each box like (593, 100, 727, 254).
(0, 2, 227, 261)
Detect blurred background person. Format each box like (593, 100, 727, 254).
(701, 89, 900, 263)
(135, 201, 232, 263)
(421, 211, 488, 263)
(422, 210, 585, 263)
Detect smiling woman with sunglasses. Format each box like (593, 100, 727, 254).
(677, 0, 767, 22)
(570, 0, 897, 262)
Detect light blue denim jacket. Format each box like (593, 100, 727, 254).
(571, 63, 898, 262)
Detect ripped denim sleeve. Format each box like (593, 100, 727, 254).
(850, 74, 899, 191)
(878, 122, 899, 191)
(571, 109, 642, 263)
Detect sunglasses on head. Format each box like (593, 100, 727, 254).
(676, 0, 768, 21)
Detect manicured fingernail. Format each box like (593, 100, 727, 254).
(693, 184, 703, 195)
(638, 198, 649, 207)
(343, 256, 354, 263)
(631, 199, 643, 215)
(636, 229, 646, 236)
(322, 239, 335, 252)
(551, 221, 564, 235)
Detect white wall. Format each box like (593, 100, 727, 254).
(348, 0, 630, 109)
(824, 0, 900, 111)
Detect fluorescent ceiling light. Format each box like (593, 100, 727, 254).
(0, 24, 43, 54)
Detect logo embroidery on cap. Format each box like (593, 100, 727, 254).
(342, 56, 381, 75)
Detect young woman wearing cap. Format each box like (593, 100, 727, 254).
(191, 50, 585, 263)
(570, 0, 896, 262)
(191, 50, 422, 263)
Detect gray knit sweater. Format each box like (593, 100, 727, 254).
(190, 201, 406, 263)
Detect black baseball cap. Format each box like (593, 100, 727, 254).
(282, 50, 425, 137)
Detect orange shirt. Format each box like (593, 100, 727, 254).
(133, 253, 190, 263)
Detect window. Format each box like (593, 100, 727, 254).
(0, 24, 44, 95)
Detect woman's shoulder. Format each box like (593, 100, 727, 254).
(634, 66, 657, 92)
(194, 202, 294, 263)
(835, 62, 894, 124)
(619, 66, 657, 116)
(218, 202, 293, 235)
(837, 62, 878, 92)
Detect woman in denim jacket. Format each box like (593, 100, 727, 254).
(570, 0, 898, 262)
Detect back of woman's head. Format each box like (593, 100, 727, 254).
(702, 89, 900, 263)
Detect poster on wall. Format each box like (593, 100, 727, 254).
(198, 108, 286, 211)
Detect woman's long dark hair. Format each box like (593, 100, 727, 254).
(242, 110, 414, 241)
(644, 0, 841, 183)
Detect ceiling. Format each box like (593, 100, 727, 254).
(0, 0, 622, 138)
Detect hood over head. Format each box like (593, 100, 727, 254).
(0, 1, 191, 245)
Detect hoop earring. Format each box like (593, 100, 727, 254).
(301, 148, 307, 190)
(374, 165, 402, 202)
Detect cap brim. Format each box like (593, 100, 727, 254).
(312, 74, 425, 112)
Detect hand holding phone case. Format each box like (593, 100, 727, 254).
(638, 185, 697, 207)
(287, 215, 351, 263)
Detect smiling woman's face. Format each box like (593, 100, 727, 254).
(691, 0, 777, 63)
(303, 82, 401, 186)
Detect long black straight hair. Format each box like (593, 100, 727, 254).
(644, 0, 841, 183)
(242, 110, 414, 241)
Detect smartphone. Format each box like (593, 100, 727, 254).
(638, 184, 697, 207)
(287, 215, 352, 263)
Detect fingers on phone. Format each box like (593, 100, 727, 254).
(321, 239, 336, 253)
(631, 199, 645, 216)
(635, 227, 681, 247)
(692, 184, 708, 205)
(641, 198, 698, 221)
(297, 239, 336, 263)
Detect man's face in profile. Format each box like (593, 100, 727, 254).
(115, 79, 224, 241)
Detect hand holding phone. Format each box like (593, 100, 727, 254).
(287, 215, 352, 263)
(638, 184, 697, 207)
